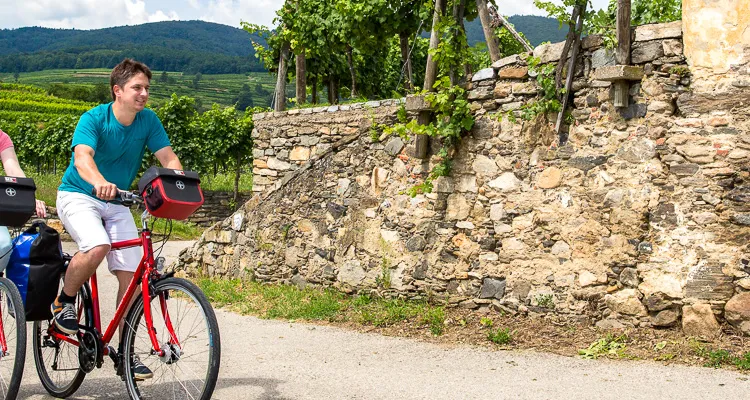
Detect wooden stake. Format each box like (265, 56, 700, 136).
(615, 0, 632, 108)
(488, 6, 533, 53)
(555, 2, 587, 137)
(476, 0, 501, 63)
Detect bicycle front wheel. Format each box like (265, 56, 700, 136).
(122, 277, 221, 400)
(0, 277, 26, 400)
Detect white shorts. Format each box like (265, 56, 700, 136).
(56, 191, 142, 274)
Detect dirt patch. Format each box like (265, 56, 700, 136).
(312, 307, 750, 372)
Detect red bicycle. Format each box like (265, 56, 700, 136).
(32, 191, 221, 400)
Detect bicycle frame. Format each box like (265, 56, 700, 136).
(47, 223, 181, 359)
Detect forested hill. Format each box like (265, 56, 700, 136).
(465, 15, 568, 47)
(0, 21, 265, 74)
(0, 16, 565, 75)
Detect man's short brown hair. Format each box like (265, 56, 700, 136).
(110, 59, 152, 101)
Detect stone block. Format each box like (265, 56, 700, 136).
(634, 21, 682, 42)
(725, 293, 750, 336)
(591, 48, 616, 69)
(632, 41, 665, 64)
(682, 303, 721, 339)
(492, 54, 524, 69)
(592, 65, 644, 82)
(533, 41, 568, 64)
(581, 34, 604, 49)
(498, 67, 529, 79)
(536, 167, 562, 189)
(472, 67, 497, 82)
(290, 147, 311, 161)
(405, 94, 430, 111)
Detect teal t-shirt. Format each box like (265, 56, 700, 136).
(59, 103, 171, 197)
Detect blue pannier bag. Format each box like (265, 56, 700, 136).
(6, 222, 64, 321)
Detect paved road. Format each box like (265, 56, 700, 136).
(15, 241, 750, 399)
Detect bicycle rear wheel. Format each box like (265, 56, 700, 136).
(32, 280, 91, 398)
(122, 277, 221, 400)
(0, 277, 26, 400)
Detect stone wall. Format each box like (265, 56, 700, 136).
(178, 22, 750, 337)
(188, 191, 253, 227)
(251, 100, 405, 194)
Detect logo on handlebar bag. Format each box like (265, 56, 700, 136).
(4, 177, 17, 183)
(5, 188, 16, 197)
(174, 170, 185, 176)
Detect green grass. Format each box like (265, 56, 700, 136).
(488, 327, 514, 345)
(578, 334, 628, 360)
(0, 69, 292, 110)
(690, 340, 750, 370)
(196, 278, 447, 335)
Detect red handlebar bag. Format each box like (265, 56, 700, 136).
(0, 176, 36, 227)
(137, 167, 204, 220)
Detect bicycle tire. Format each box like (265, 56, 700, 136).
(32, 280, 91, 398)
(0, 277, 26, 400)
(122, 277, 221, 400)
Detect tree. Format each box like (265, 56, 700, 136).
(192, 72, 202, 89)
(159, 71, 169, 83)
(13, 72, 19, 82)
(233, 84, 255, 111)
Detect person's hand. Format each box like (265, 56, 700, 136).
(35, 199, 47, 218)
(93, 182, 118, 201)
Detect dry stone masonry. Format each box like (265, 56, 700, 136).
(178, 20, 750, 338)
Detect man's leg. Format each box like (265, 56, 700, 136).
(105, 203, 152, 380)
(53, 192, 111, 334)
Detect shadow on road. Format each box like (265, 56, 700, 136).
(20, 375, 292, 399)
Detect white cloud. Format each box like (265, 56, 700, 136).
(199, 0, 283, 28)
(0, 0, 612, 31)
(0, 0, 179, 30)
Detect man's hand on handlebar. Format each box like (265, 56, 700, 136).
(93, 182, 118, 201)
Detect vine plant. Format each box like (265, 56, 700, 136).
(384, 76, 474, 196)
(495, 55, 562, 125)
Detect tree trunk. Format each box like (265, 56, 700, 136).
(274, 41, 291, 111)
(295, 50, 306, 105)
(333, 77, 340, 104)
(399, 32, 414, 91)
(476, 0, 501, 63)
(423, 0, 445, 92)
(311, 74, 318, 104)
(327, 76, 335, 104)
(346, 44, 357, 98)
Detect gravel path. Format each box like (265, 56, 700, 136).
(14, 241, 750, 399)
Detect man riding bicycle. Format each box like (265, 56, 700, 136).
(0, 128, 47, 269)
(53, 59, 183, 380)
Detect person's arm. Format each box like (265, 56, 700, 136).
(73, 144, 118, 200)
(0, 147, 25, 177)
(154, 146, 183, 170)
(0, 147, 47, 216)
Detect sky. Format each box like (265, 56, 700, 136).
(0, 0, 612, 31)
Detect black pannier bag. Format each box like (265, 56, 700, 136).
(137, 167, 204, 220)
(0, 176, 36, 227)
(6, 222, 64, 321)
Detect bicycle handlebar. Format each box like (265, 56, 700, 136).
(90, 188, 143, 206)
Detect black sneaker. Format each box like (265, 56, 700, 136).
(132, 355, 153, 380)
(50, 298, 78, 335)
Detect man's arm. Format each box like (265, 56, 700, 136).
(73, 144, 118, 200)
(0, 147, 25, 177)
(154, 146, 183, 170)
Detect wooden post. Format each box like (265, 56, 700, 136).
(417, 0, 446, 159)
(273, 41, 291, 112)
(555, 2, 587, 136)
(296, 51, 306, 105)
(399, 32, 414, 91)
(476, 0, 501, 63)
(614, 0, 631, 108)
(488, 6, 533, 53)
